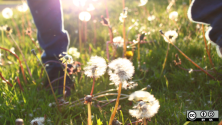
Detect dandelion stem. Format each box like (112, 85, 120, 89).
(32, 50, 60, 112)
(0, 29, 3, 64)
(135, 119, 139, 125)
(143, 118, 147, 125)
(122, 0, 126, 57)
(104, 0, 116, 60)
(0, 47, 27, 84)
(105, 0, 109, 19)
(87, 103, 92, 125)
(22, 15, 25, 46)
(202, 24, 215, 72)
(90, 76, 95, 95)
(8, 34, 36, 84)
(161, 42, 170, 75)
(172, 19, 180, 31)
(63, 63, 67, 100)
(16, 77, 24, 92)
(11, 18, 21, 39)
(109, 82, 122, 125)
(0, 72, 13, 87)
(79, 18, 82, 52)
(92, 15, 97, 46)
(138, 40, 140, 62)
(160, 31, 216, 80)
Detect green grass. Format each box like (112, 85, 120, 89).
(0, 0, 222, 124)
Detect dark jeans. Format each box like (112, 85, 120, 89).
(27, 0, 73, 93)
(27, 0, 69, 66)
(188, 0, 222, 47)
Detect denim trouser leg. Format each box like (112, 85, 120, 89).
(188, 0, 222, 47)
(27, 0, 69, 65)
(27, 0, 71, 88)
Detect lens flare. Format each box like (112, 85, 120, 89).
(79, 11, 91, 22)
(73, 0, 86, 7)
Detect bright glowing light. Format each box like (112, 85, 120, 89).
(17, 3, 28, 12)
(138, 0, 148, 6)
(73, 0, 86, 7)
(2, 8, 13, 19)
(147, 15, 155, 21)
(79, 11, 91, 22)
(169, 11, 178, 21)
(87, 4, 95, 11)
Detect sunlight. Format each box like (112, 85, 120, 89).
(79, 11, 91, 22)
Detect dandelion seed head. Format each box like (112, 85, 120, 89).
(169, 11, 178, 21)
(30, 117, 44, 125)
(138, 0, 148, 6)
(147, 15, 155, 21)
(2, 8, 13, 19)
(129, 92, 160, 119)
(108, 58, 134, 85)
(9, 47, 15, 54)
(188, 69, 193, 74)
(166, 0, 175, 12)
(87, 4, 95, 11)
(17, 3, 28, 12)
(111, 81, 138, 90)
(68, 47, 80, 59)
(113, 36, 124, 47)
(164, 30, 178, 43)
(79, 11, 91, 22)
(84, 56, 107, 78)
(128, 90, 155, 102)
(0, 25, 7, 31)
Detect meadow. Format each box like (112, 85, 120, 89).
(0, 0, 222, 124)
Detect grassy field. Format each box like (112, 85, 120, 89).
(0, 0, 222, 124)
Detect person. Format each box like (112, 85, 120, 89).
(188, 0, 222, 57)
(27, 0, 74, 97)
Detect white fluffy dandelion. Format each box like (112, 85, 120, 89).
(119, 13, 127, 23)
(188, 69, 193, 74)
(164, 30, 178, 43)
(17, 3, 28, 12)
(138, 0, 148, 6)
(110, 81, 138, 90)
(147, 15, 155, 21)
(129, 100, 160, 119)
(84, 56, 107, 78)
(169, 11, 178, 21)
(2, 8, 13, 19)
(128, 90, 155, 102)
(10, 47, 15, 54)
(30, 117, 45, 125)
(128, 91, 160, 119)
(113, 36, 124, 47)
(108, 58, 134, 85)
(68, 47, 80, 59)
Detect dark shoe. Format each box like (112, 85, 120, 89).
(188, 0, 222, 45)
(45, 64, 75, 98)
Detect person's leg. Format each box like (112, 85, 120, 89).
(188, 0, 222, 47)
(27, 0, 72, 96)
(27, 0, 69, 63)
